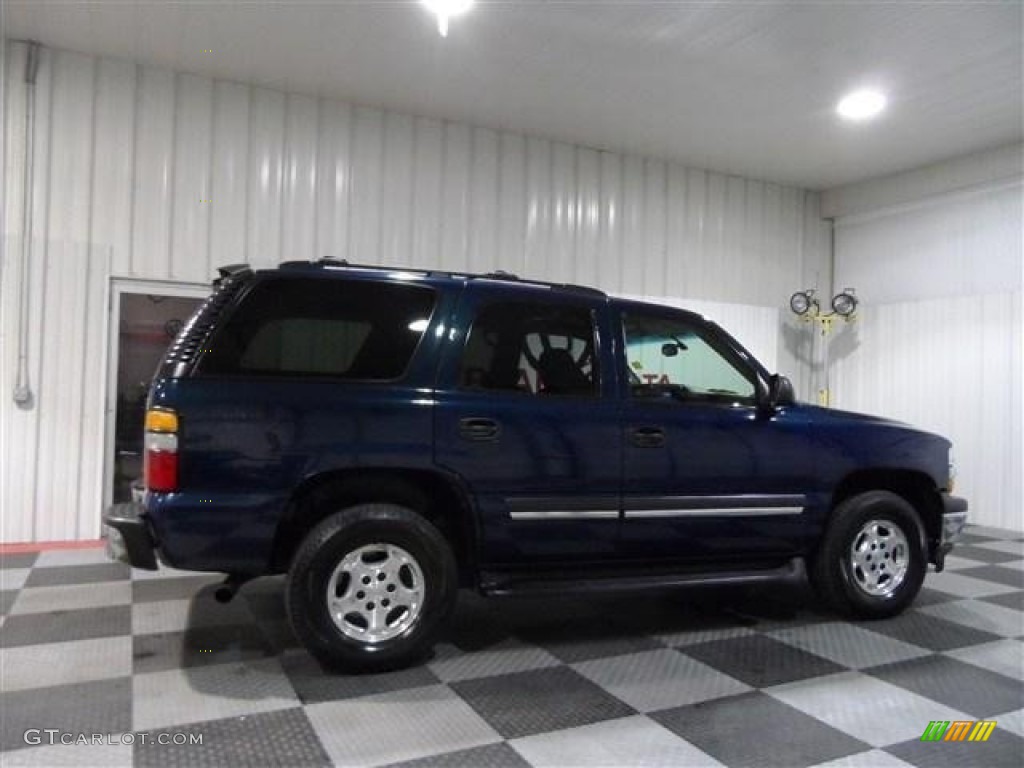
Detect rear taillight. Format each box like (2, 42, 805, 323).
(144, 409, 179, 492)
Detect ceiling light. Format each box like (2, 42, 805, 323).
(422, 0, 474, 38)
(836, 89, 887, 121)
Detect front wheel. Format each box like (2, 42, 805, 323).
(286, 503, 458, 672)
(811, 490, 927, 619)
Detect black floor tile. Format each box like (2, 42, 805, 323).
(0, 604, 131, 647)
(913, 587, 962, 607)
(25, 562, 130, 587)
(859, 610, 1002, 651)
(651, 691, 869, 768)
(182, 590, 258, 627)
(0, 552, 38, 569)
(438, 594, 517, 653)
(980, 591, 1024, 613)
(451, 666, 635, 739)
(680, 634, 845, 688)
(385, 742, 531, 768)
(866, 655, 1024, 717)
(949, 546, 1021, 565)
(244, 590, 287, 622)
(956, 533, 1003, 545)
(257, 619, 303, 653)
(886, 726, 1024, 768)
(280, 649, 440, 704)
(1, 677, 131, 752)
(132, 623, 276, 674)
(135, 707, 331, 768)
(959, 565, 1024, 590)
(132, 575, 222, 603)
(515, 615, 664, 664)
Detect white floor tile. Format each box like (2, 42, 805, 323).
(9, 582, 131, 615)
(974, 540, 1024, 557)
(34, 548, 110, 568)
(0, 568, 31, 591)
(131, 565, 212, 581)
(305, 684, 500, 767)
(1, 739, 132, 767)
(653, 625, 756, 647)
(1, 636, 132, 692)
(428, 639, 561, 682)
(767, 671, 973, 748)
(919, 599, 1024, 638)
(936, 555, 984, 571)
(812, 748, 915, 767)
(945, 639, 1024, 681)
(132, 659, 299, 731)
(769, 622, 930, 669)
(923, 571, 1017, 599)
(967, 526, 1022, 540)
(573, 649, 750, 713)
(511, 714, 724, 768)
(996, 708, 1024, 738)
(131, 597, 253, 635)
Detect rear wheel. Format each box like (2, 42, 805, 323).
(812, 490, 927, 619)
(286, 503, 457, 671)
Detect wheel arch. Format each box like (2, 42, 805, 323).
(831, 468, 943, 554)
(270, 467, 478, 583)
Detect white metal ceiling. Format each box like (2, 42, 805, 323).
(3, 1, 1022, 189)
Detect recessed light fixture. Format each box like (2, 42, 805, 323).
(836, 89, 887, 121)
(422, 0, 474, 38)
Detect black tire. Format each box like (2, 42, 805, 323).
(286, 503, 458, 672)
(811, 490, 927, 619)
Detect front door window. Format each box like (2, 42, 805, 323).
(622, 312, 756, 406)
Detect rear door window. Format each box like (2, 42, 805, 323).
(200, 277, 435, 380)
(460, 301, 599, 397)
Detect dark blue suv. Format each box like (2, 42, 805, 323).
(105, 260, 968, 671)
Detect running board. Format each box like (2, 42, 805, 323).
(479, 557, 806, 597)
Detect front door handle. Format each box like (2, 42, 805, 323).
(631, 426, 666, 448)
(459, 417, 501, 442)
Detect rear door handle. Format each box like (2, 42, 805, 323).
(631, 426, 666, 448)
(459, 417, 501, 442)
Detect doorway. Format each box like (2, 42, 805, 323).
(106, 281, 206, 506)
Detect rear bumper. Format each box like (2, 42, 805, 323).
(932, 493, 968, 571)
(103, 502, 158, 570)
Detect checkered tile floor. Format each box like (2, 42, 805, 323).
(1, 525, 1022, 767)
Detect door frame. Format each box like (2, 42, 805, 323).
(102, 277, 209, 512)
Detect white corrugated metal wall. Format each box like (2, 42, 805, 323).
(1, 41, 828, 542)
(825, 148, 1024, 531)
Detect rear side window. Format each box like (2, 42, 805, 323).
(200, 277, 435, 379)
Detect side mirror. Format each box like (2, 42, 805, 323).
(661, 343, 679, 357)
(767, 374, 795, 408)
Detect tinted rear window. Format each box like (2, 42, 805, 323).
(199, 277, 436, 379)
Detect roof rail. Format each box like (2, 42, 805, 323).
(557, 283, 606, 298)
(262, 259, 606, 298)
(483, 269, 520, 281)
(471, 271, 606, 298)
